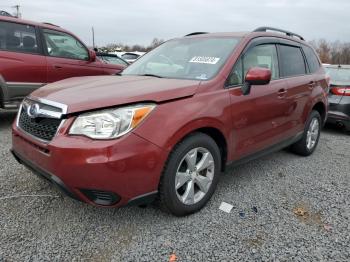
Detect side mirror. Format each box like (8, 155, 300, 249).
(241, 67, 272, 95)
(89, 49, 96, 62)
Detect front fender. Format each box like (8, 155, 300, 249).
(133, 90, 234, 161)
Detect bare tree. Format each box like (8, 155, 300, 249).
(309, 39, 350, 64)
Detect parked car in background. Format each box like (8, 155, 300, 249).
(0, 10, 13, 17)
(96, 52, 129, 67)
(324, 64, 350, 131)
(11, 27, 328, 216)
(121, 52, 144, 63)
(0, 16, 124, 109)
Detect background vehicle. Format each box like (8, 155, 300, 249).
(11, 27, 328, 216)
(324, 64, 350, 131)
(96, 52, 129, 66)
(0, 10, 13, 17)
(0, 16, 125, 109)
(121, 52, 144, 63)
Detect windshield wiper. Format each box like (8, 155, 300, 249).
(139, 74, 163, 78)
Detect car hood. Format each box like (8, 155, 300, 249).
(31, 75, 200, 114)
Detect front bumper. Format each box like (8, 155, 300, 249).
(11, 120, 167, 207)
(327, 95, 350, 130)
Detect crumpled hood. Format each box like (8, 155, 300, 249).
(31, 75, 200, 114)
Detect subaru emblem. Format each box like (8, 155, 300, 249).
(27, 103, 40, 118)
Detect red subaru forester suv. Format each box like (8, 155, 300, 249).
(0, 16, 125, 109)
(11, 27, 328, 216)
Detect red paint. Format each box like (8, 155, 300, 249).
(12, 30, 329, 207)
(245, 67, 272, 85)
(0, 16, 124, 85)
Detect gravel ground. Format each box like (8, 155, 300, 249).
(0, 109, 349, 261)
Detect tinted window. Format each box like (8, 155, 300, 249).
(227, 58, 243, 86)
(43, 29, 88, 60)
(122, 53, 139, 60)
(98, 55, 128, 66)
(303, 46, 320, 73)
(0, 21, 39, 54)
(227, 44, 279, 86)
(324, 67, 350, 85)
(279, 45, 306, 77)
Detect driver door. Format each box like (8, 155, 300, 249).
(227, 44, 291, 159)
(42, 29, 103, 82)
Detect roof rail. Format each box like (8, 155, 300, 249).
(253, 27, 304, 41)
(42, 22, 60, 28)
(184, 32, 208, 37)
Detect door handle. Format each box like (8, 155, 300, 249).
(53, 65, 63, 69)
(277, 88, 287, 98)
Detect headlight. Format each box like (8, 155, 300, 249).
(69, 104, 155, 139)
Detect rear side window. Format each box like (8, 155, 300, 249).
(279, 45, 306, 77)
(0, 21, 39, 54)
(303, 46, 321, 73)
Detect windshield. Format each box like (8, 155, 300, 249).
(122, 37, 241, 80)
(325, 67, 350, 85)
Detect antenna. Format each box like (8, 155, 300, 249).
(92, 27, 95, 48)
(12, 4, 21, 18)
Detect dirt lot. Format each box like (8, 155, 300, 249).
(0, 110, 349, 261)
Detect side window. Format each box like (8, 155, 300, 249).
(303, 46, 321, 73)
(279, 45, 306, 77)
(227, 44, 279, 86)
(43, 29, 88, 60)
(0, 21, 39, 54)
(227, 58, 243, 86)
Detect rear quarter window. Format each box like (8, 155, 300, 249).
(0, 21, 39, 54)
(279, 45, 306, 77)
(303, 46, 321, 73)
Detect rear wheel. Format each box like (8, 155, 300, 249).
(158, 133, 221, 216)
(290, 110, 321, 156)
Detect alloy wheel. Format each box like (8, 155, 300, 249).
(306, 117, 320, 150)
(175, 147, 215, 205)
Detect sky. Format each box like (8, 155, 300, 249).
(1, 0, 349, 47)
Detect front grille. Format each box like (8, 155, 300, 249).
(18, 108, 62, 142)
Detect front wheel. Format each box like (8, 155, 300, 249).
(158, 133, 221, 216)
(290, 110, 321, 156)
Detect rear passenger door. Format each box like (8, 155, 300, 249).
(0, 21, 47, 102)
(227, 43, 291, 158)
(278, 44, 313, 136)
(42, 29, 104, 82)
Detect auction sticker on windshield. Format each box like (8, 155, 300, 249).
(189, 56, 220, 64)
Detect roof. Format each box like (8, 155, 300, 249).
(0, 15, 71, 34)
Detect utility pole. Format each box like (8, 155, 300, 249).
(12, 4, 21, 18)
(92, 27, 95, 49)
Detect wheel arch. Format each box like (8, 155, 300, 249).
(164, 119, 231, 172)
(0, 74, 10, 108)
(312, 101, 327, 125)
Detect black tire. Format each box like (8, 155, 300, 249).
(290, 110, 321, 156)
(158, 132, 221, 216)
